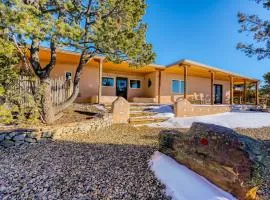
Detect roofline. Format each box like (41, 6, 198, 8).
(38, 47, 258, 81)
(166, 59, 259, 82)
(39, 47, 165, 69)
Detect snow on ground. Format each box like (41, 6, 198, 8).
(149, 151, 236, 200)
(149, 105, 175, 118)
(149, 111, 270, 129)
(93, 104, 106, 111)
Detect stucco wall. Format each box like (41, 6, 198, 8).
(160, 72, 231, 104)
(143, 72, 158, 98)
(40, 60, 99, 103)
(41, 60, 230, 104)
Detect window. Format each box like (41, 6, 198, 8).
(65, 72, 72, 81)
(102, 77, 114, 87)
(172, 80, 185, 94)
(130, 80, 141, 89)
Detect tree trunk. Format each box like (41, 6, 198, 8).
(40, 78, 55, 124)
(55, 84, 80, 114)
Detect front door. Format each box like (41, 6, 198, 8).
(116, 77, 128, 99)
(214, 84, 223, 104)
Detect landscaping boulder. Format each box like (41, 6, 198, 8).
(159, 122, 269, 200)
(112, 97, 130, 124)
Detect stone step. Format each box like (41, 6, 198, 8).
(129, 103, 163, 107)
(129, 116, 169, 123)
(130, 106, 160, 111)
(129, 117, 169, 125)
(130, 111, 157, 117)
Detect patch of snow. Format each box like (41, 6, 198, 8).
(149, 105, 175, 118)
(154, 112, 175, 118)
(93, 104, 106, 111)
(148, 111, 270, 129)
(149, 151, 236, 200)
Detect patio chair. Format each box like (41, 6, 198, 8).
(205, 95, 211, 104)
(199, 93, 206, 104)
(193, 92, 201, 104)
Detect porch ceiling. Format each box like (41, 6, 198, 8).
(102, 61, 163, 74)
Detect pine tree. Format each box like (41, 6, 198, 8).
(0, 0, 155, 124)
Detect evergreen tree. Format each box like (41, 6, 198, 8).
(0, 0, 155, 124)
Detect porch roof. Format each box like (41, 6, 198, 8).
(37, 48, 258, 82)
(166, 59, 259, 83)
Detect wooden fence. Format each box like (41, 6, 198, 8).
(18, 76, 73, 106)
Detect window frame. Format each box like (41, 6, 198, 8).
(102, 76, 115, 88)
(129, 79, 141, 89)
(172, 79, 185, 94)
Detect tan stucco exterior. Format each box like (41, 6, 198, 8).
(37, 48, 258, 105)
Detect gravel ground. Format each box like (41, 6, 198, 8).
(0, 125, 170, 200)
(0, 124, 269, 200)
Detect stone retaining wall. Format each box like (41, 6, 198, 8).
(53, 113, 113, 138)
(0, 113, 113, 149)
(174, 99, 232, 117)
(0, 129, 53, 148)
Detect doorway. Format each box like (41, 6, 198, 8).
(116, 77, 128, 99)
(214, 84, 223, 104)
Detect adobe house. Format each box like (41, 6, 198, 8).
(39, 48, 259, 105)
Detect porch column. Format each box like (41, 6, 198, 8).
(255, 81, 259, 105)
(157, 70, 163, 104)
(230, 76, 234, 105)
(183, 65, 188, 99)
(98, 59, 104, 104)
(243, 79, 247, 104)
(210, 71, 215, 105)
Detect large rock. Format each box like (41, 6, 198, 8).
(159, 122, 269, 200)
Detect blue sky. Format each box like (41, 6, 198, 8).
(143, 0, 269, 81)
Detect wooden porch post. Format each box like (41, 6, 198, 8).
(243, 79, 247, 104)
(98, 59, 104, 104)
(210, 71, 215, 105)
(255, 81, 259, 105)
(183, 65, 188, 99)
(157, 70, 162, 104)
(230, 76, 234, 105)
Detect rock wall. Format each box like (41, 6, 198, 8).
(159, 123, 269, 200)
(0, 113, 113, 149)
(53, 113, 113, 138)
(0, 129, 53, 148)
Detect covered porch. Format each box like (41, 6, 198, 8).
(90, 58, 162, 104)
(92, 59, 259, 105)
(162, 60, 259, 105)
